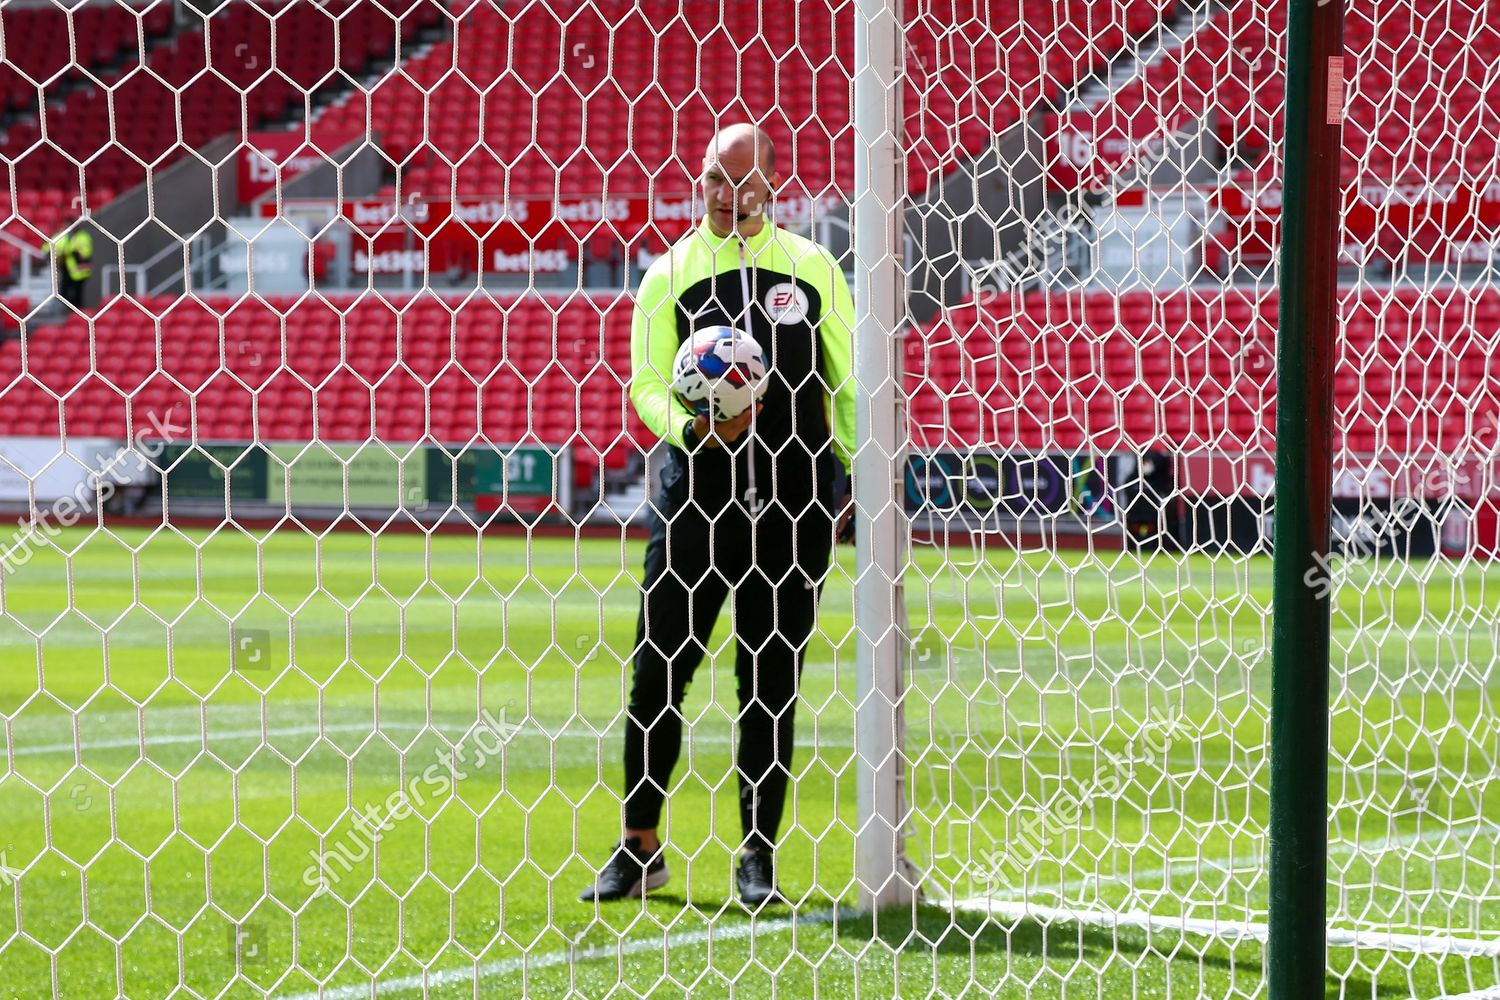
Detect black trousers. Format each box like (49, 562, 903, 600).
(60, 276, 87, 310)
(624, 499, 834, 851)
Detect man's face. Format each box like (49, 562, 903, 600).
(701, 146, 777, 236)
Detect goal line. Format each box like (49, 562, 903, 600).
(943, 897, 1500, 960)
(270, 818, 1500, 997)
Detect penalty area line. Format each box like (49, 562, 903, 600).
(943, 897, 1500, 960)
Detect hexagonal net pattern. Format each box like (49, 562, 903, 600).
(0, 0, 1496, 997)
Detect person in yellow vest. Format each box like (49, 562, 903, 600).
(49, 226, 93, 310)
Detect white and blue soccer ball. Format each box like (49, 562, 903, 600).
(671, 325, 769, 421)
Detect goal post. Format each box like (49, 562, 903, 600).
(851, 0, 917, 913)
(1272, 0, 1344, 989)
(1269, 0, 1344, 993)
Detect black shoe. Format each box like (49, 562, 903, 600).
(736, 850, 785, 907)
(578, 837, 669, 902)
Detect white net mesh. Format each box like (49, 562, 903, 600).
(0, 0, 1497, 996)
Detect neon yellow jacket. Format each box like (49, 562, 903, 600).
(630, 218, 857, 479)
(49, 230, 94, 281)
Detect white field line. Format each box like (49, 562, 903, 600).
(979, 817, 1500, 902)
(9, 717, 1487, 902)
(0, 722, 1419, 787)
(0, 722, 829, 758)
(277, 817, 1500, 1000)
(280, 908, 841, 1000)
(11, 716, 1488, 955)
(1, 722, 386, 757)
(1415, 990, 1500, 999)
(0, 690, 1474, 998)
(944, 897, 1500, 959)
(0, 714, 1426, 783)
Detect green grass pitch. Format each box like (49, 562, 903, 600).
(0, 524, 1497, 998)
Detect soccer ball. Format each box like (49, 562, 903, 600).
(671, 326, 769, 421)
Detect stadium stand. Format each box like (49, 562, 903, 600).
(0, 292, 642, 493)
(0, 294, 27, 337)
(2, 0, 442, 205)
(909, 287, 1500, 458)
(0, 3, 169, 279)
(0, 2, 172, 118)
(312, 0, 1175, 201)
(0, 0, 443, 287)
(1077, 0, 1500, 182)
(2, 1, 1495, 501)
(2, 287, 1495, 496)
(0, 191, 71, 288)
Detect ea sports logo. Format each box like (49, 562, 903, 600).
(764, 283, 809, 325)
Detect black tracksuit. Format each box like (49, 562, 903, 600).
(624, 218, 856, 850)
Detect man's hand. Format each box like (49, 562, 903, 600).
(836, 480, 854, 542)
(691, 404, 759, 448)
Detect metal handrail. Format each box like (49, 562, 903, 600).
(99, 264, 147, 299)
(0, 229, 48, 296)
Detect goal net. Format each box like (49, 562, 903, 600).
(0, 0, 1496, 996)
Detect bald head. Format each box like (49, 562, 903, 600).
(703, 123, 776, 175)
(700, 123, 782, 237)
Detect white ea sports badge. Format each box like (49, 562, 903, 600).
(764, 283, 809, 325)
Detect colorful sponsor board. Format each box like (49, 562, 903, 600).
(0, 437, 136, 502)
(1178, 450, 1500, 502)
(1047, 115, 1498, 269)
(904, 451, 1134, 520)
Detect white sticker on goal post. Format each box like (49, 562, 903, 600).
(1327, 56, 1346, 125)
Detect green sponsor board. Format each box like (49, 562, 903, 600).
(475, 447, 555, 496)
(424, 448, 473, 507)
(156, 444, 269, 501)
(424, 445, 559, 511)
(158, 442, 566, 512)
(264, 443, 426, 507)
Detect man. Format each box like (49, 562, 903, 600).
(48, 224, 93, 310)
(579, 123, 856, 907)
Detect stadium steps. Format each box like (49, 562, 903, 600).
(589, 473, 651, 526)
(1060, 0, 1222, 112)
(268, 17, 451, 130)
